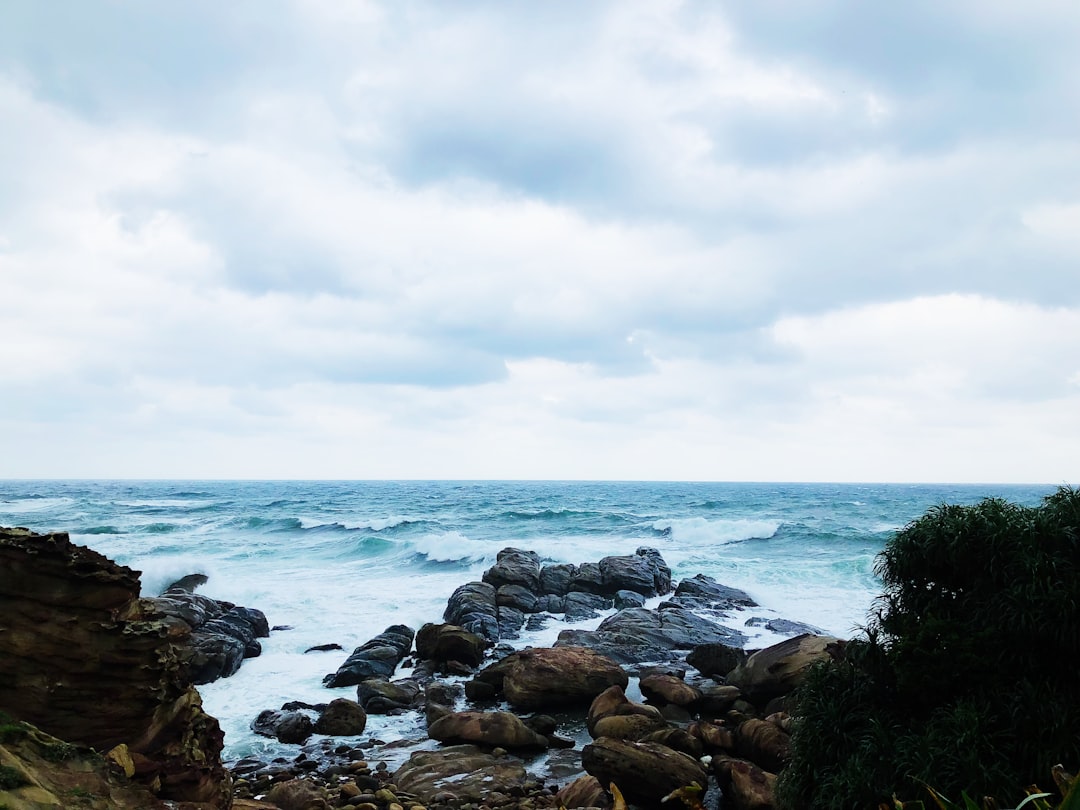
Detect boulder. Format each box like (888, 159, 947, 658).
(443, 582, 500, 642)
(393, 745, 529, 805)
(323, 625, 415, 687)
(314, 698, 367, 736)
(356, 678, 422, 714)
(673, 574, 757, 608)
(539, 563, 576, 596)
(428, 710, 549, 750)
(496, 584, 540, 613)
(744, 616, 826, 636)
(474, 646, 628, 710)
(734, 718, 790, 774)
(563, 591, 613, 621)
(251, 709, 314, 745)
(264, 779, 330, 810)
(415, 623, 487, 668)
(569, 562, 605, 594)
(0, 527, 231, 807)
(726, 633, 844, 702)
(713, 757, 777, 810)
(688, 720, 735, 753)
(640, 727, 705, 759)
(639, 673, 703, 708)
(582, 738, 708, 809)
(598, 548, 672, 597)
(686, 642, 748, 678)
(614, 589, 646, 609)
(556, 775, 610, 809)
(587, 685, 667, 741)
(557, 604, 747, 664)
(188, 630, 246, 684)
(497, 605, 526, 639)
(482, 548, 541, 592)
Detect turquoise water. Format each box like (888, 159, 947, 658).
(0, 479, 1057, 760)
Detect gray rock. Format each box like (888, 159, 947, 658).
(539, 563, 576, 596)
(563, 591, 613, 621)
(482, 548, 541, 592)
(323, 625, 415, 688)
(443, 581, 500, 642)
(614, 589, 646, 609)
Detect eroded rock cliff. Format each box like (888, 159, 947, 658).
(0, 526, 231, 808)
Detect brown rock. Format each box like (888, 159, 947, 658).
(726, 634, 844, 702)
(314, 698, 367, 736)
(713, 757, 777, 810)
(556, 774, 611, 809)
(0, 527, 230, 807)
(733, 719, 790, 774)
(477, 647, 627, 710)
(582, 738, 707, 809)
(638, 674, 702, 708)
(415, 623, 487, 668)
(587, 685, 666, 740)
(688, 720, 735, 752)
(265, 777, 330, 810)
(393, 745, 529, 805)
(427, 710, 549, 750)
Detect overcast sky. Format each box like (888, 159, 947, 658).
(2, 1, 1079, 482)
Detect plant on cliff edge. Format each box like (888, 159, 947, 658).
(776, 486, 1080, 809)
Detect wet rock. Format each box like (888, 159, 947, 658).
(582, 737, 708, 809)
(744, 617, 826, 636)
(598, 548, 672, 597)
(726, 634, 844, 702)
(474, 646, 628, 710)
(587, 685, 667, 741)
(188, 630, 246, 684)
(556, 775, 610, 809)
(414, 623, 487, 668)
(686, 642, 748, 678)
(563, 591, 613, 621)
(427, 710, 550, 750)
(538, 563, 576, 596)
(496, 584, 540, 613)
(393, 745, 529, 805)
(614, 589, 646, 609)
(640, 727, 704, 759)
(497, 606, 526, 639)
(305, 643, 344, 654)
(734, 718, 790, 773)
(443, 582, 500, 642)
(323, 625, 415, 688)
(314, 698, 367, 736)
(569, 562, 605, 594)
(713, 757, 777, 810)
(253, 709, 315, 745)
(638, 673, 702, 708)
(482, 548, 542, 592)
(672, 574, 757, 608)
(264, 778, 330, 810)
(356, 678, 422, 714)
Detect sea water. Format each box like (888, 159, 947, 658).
(0, 479, 1057, 764)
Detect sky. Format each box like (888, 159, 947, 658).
(1, 1, 1079, 482)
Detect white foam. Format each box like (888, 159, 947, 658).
(0, 497, 74, 513)
(409, 531, 493, 563)
(654, 517, 781, 545)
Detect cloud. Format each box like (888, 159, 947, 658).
(1, 2, 1078, 481)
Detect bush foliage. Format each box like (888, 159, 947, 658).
(777, 486, 1080, 809)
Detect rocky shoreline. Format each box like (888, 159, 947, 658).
(1, 528, 843, 810)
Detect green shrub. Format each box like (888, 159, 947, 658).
(0, 764, 30, 790)
(777, 486, 1080, 809)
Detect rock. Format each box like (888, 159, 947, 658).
(304, 643, 344, 653)
(563, 591, 613, 621)
(475, 646, 628, 710)
(314, 698, 367, 736)
(614, 589, 646, 609)
(496, 584, 540, 613)
(696, 683, 743, 715)
(569, 562, 605, 594)
(556, 774, 610, 809)
(482, 548, 541, 592)
(744, 617, 826, 636)
(323, 625, 415, 688)
(414, 623, 487, 668)
(188, 630, 246, 684)
(497, 606, 526, 639)
(252, 709, 314, 744)
(582, 737, 708, 809)
(587, 685, 667, 741)
(264, 778, 330, 810)
(688, 720, 735, 752)
(539, 563, 576, 596)
(427, 710, 549, 750)
(598, 548, 672, 597)
(0, 527, 231, 807)
(673, 574, 757, 608)
(393, 745, 529, 805)
(734, 718, 790, 773)
(686, 642, 748, 678)
(640, 727, 704, 759)
(356, 678, 422, 714)
(638, 674, 702, 708)
(726, 633, 844, 702)
(713, 757, 777, 810)
(557, 604, 747, 664)
(443, 582, 500, 642)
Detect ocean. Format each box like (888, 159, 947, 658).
(0, 479, 1058, 767)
